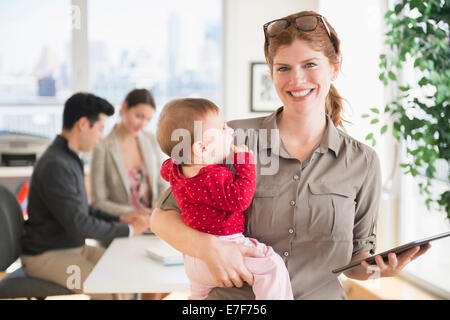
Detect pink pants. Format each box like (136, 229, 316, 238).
(183, 233, 294, 300)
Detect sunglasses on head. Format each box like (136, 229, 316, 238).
(263, 14, 337, 53)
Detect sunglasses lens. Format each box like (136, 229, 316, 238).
(295, 15, 317, 31)
(267, 20, 289, 37)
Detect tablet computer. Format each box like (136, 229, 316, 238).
(332, 230, 450, 274)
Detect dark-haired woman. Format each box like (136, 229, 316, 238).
(90, 88, 169, 299)
(151, 11, 430, 299)
(91, 89, 167, 221)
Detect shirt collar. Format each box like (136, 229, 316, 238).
(55, 134, 84, 168)
(318, 116, 341, 157)
(258, 107, 341, 158)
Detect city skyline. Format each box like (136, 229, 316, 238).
(0, 0, 222, 106)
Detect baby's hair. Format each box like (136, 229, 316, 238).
(156, 98, 220, 158)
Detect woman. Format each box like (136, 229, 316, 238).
(90, 88, 167, 222)
(90, 88, 169, 300)
(151, 11, 430, 299)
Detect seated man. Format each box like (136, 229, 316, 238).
(20, 93, 150, 299)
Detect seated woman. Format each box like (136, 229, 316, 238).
(90, 88, 167, 224)
(90, 88, 169, 300)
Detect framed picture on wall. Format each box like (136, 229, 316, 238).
(250, 62, 281, 112)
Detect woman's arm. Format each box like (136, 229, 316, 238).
(348, 150, 431, 280)
(344, 244, 431, 280)
(151, 207, 263, 287)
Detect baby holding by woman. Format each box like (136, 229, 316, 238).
(156, 97, 293, 300)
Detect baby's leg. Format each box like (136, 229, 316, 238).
(228, 236, 293, 300)
(183, 254, 217, 300)
(244, 248, 294, 300)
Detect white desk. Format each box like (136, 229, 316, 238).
(83, 235, 190, 294)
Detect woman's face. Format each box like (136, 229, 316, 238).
(271, 39, 338, 117)
(121, 103, 155, 135)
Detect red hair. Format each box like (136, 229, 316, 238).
(264, 11, 345, 128)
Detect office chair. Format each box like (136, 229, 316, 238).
(0, 184, 73, 299)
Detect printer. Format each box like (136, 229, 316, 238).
(0, 132, 51, 166)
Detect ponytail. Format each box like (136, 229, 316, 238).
(326, 84, 344, 129)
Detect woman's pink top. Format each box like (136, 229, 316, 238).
(128, 164, 152, 209)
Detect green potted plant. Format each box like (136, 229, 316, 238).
(362, 0, 449, 218)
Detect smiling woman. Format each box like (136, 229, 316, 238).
(264, 11, 343, 130)
(151, 9, 431, 300)
(271, 41, 338, 119)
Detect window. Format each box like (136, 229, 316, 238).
(0, 0, 71, 138)
(392, 2, 450, 298)
(0, 0, 222, 138)
(0, 0, 72, 103)
(88, 0, 222, 132)
(400, 173, 450, 298)
(398, 55, 450, 297)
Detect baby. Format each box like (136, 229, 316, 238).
(156, 98, 293, 300)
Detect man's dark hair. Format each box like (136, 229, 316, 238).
(63, 92, 115, 130)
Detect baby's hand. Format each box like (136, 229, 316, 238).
(232, 144, 252, 154)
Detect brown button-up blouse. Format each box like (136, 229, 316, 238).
(156, 107, 381, 300)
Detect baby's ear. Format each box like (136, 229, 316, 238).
(192, 141, 206, 157)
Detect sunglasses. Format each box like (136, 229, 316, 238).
(263, 14, 337, 53)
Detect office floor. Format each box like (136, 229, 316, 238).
(3, 292, 190, 300)
(0, 272, 190, 300)
(45, 291, 191, 300)
(1, 271, 441, 300)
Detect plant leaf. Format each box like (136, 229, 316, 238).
(388, 71, 397, 81)
(392, 128, 399, 139)
(399, 85, 410, 92)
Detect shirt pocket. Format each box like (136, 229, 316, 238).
(246, 185, 279, 242)
(307, 182, 355, 240)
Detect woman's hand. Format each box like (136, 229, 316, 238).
(152, 208, 264, 289)
(360, 244, 432, 278)
(132, 208, 153, 216)
(200, 237, 264, 288)
(120, 208, 153, 224)
(130, 215, 151, 235)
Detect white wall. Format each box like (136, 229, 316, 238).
(222, 0, 319, 121)
(319, 0, 387, 145)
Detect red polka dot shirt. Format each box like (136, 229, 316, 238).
(160, 152, 256, 236)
